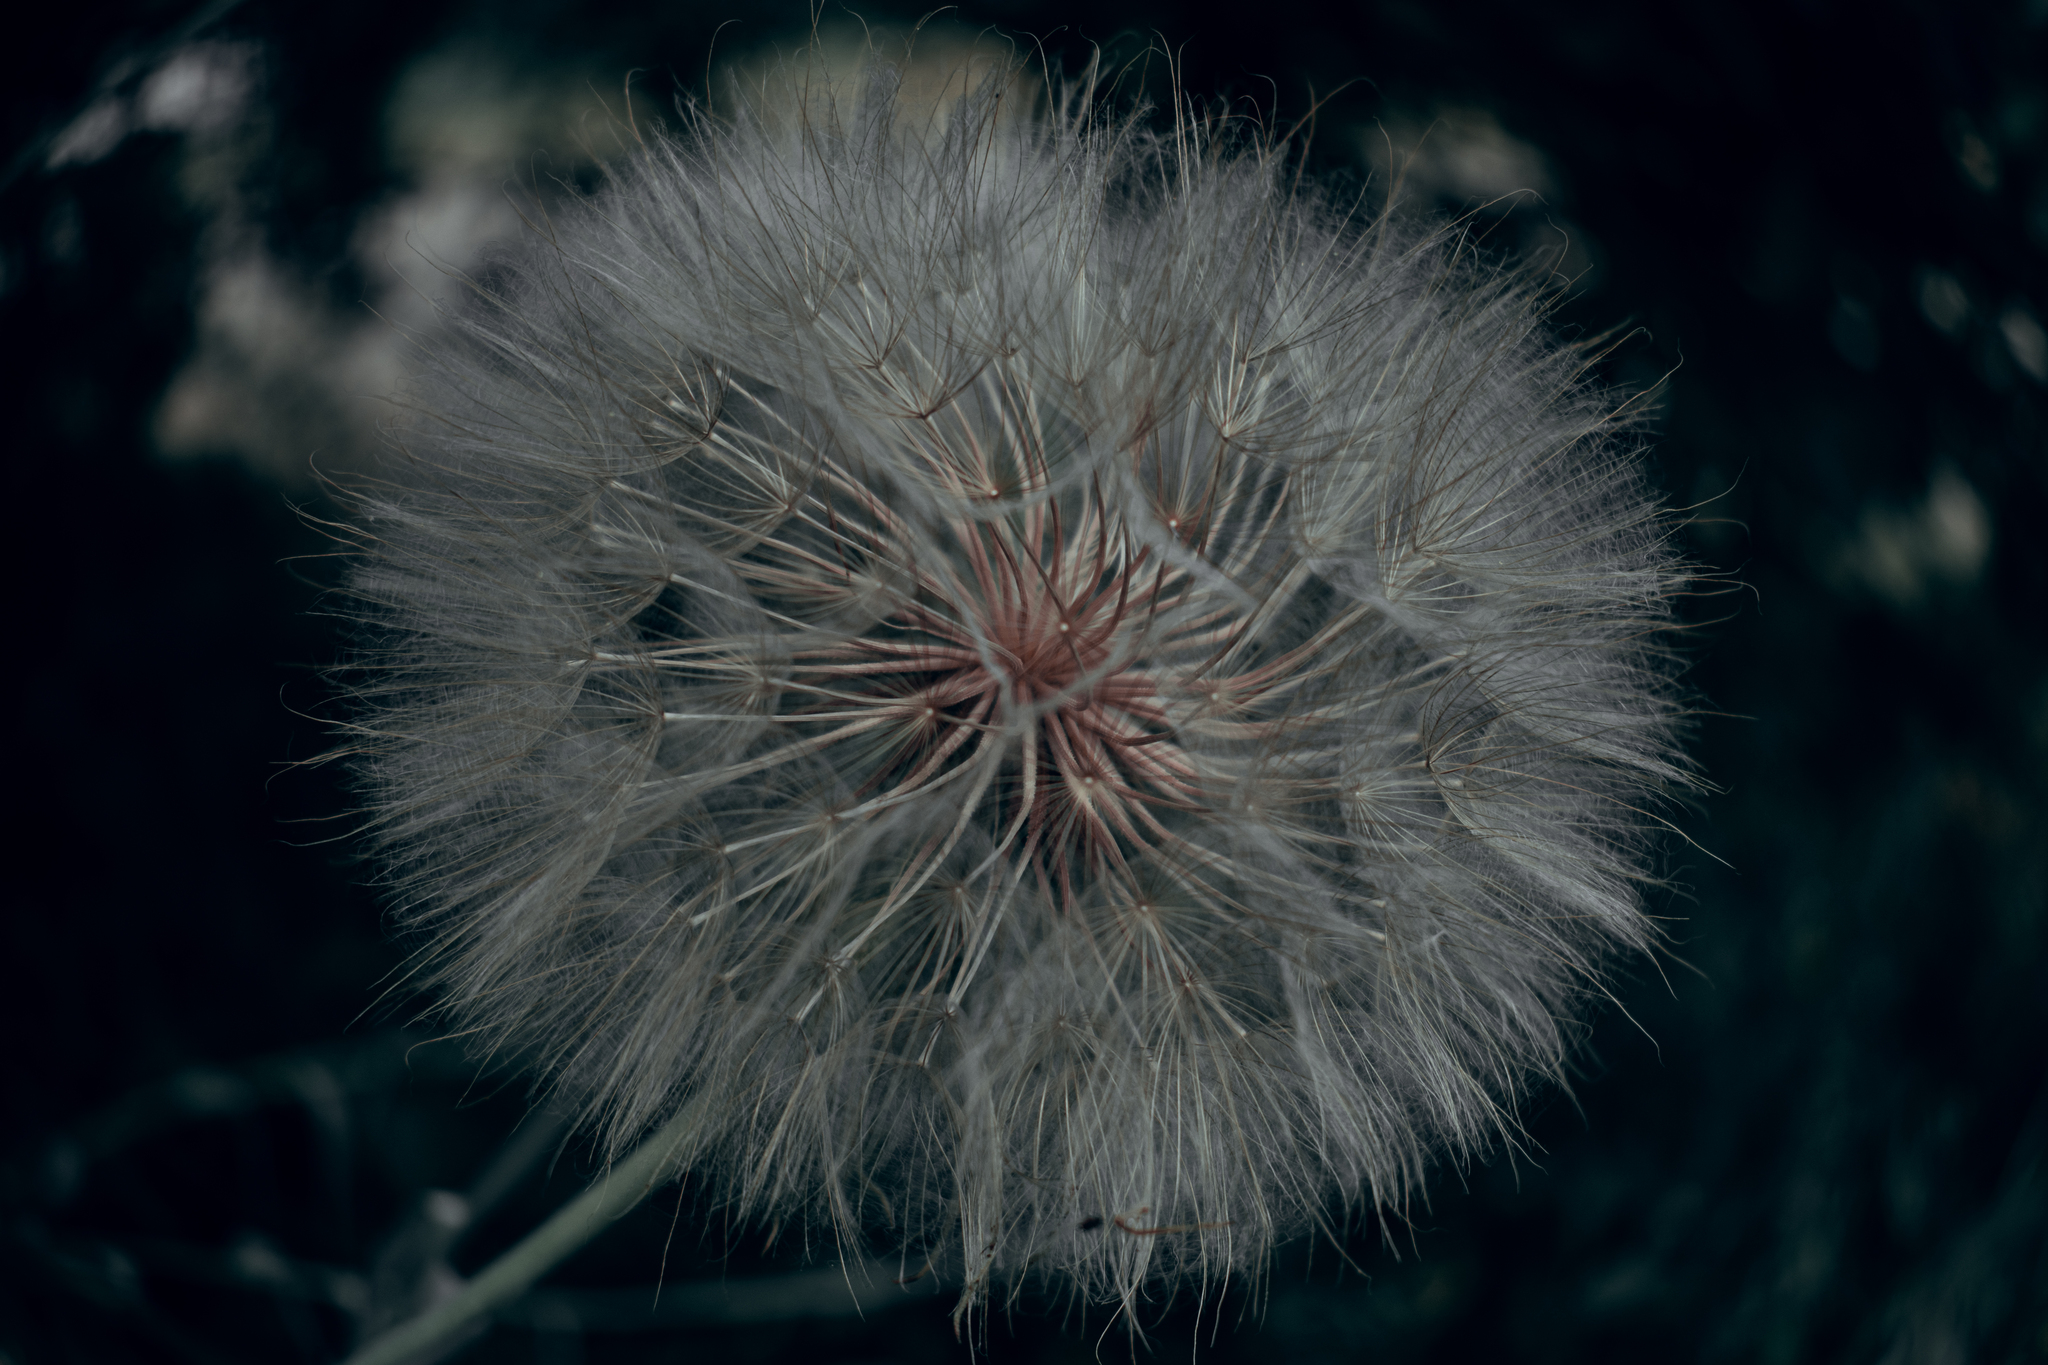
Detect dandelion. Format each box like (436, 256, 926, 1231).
(338, 43, 1691, 1337)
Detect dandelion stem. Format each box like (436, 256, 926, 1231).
(341, 1093, 710, 1365)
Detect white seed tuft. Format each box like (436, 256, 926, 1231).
(336, 47, 1694, 1327)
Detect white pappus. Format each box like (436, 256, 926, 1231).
(335, 44, 1695, 1329)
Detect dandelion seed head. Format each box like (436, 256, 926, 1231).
(340, 43, 1695, 1329)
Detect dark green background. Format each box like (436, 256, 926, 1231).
(5, 1, 2044, 1361)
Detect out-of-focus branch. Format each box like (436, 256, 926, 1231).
(341, 1093, 710, 1365)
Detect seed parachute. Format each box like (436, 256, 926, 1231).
(337, 45, 1694, 1324)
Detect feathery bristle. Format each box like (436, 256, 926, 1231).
(336, 46, 1694, 1326)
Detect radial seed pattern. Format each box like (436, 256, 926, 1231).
(344, 57, 1691, 1321)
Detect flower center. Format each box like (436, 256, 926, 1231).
(787, 500, 1204, 905)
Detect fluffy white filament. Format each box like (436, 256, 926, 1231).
(339, 50, 1690, 1324)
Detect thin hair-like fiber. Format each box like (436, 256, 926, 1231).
(333, 42, 1696, 1333)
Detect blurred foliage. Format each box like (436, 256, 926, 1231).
(4, 0, 2044, 1361)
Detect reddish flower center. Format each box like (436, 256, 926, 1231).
(789, 497, 1205, 907)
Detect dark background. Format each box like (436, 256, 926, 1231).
(4, 1, 2044, 1361)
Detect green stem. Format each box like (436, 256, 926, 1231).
(343, 1094, 710, 1365)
